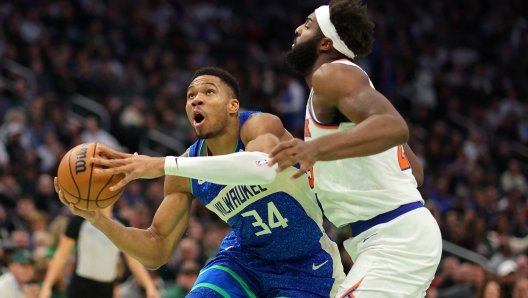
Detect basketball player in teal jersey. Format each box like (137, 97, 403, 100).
(55, 67, 347, 297)
(268, 0, 442, 297)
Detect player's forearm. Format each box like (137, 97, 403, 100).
(313, 114, 409, 161)
(90, 216, 165, 269)
(165, 151, 278, 185)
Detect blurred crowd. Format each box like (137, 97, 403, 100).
(0, 0, 527, 297)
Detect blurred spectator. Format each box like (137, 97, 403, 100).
(475, 279, 502, 298)
(500, 159, 528, 195)
(0, 203, 14, 236)
(436, 263, 480, 298)
(0, 249, 39, 298)
(9, 195, 36, 231)
(80, 117, 120, 150)
(498, 259, 519, 297)
(121, 181, 145, 207)
(517, 255, 528, 278)
(488, 240, 515, 274)
(35, 133, 63, 173)
(162, 261, 200, 298)
(167, 238, 201, 273)
(11, 230, 30, 250)
(27, 212, 48, 234)
(513, 277, 528, 298)
(34, 174, 60, 219)
(272, 74, 305, 134)
(428, 176, 455, 214)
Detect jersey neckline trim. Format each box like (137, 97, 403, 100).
(308, 89, 341, 129)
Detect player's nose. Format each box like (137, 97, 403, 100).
(295, 25, 302, 36)
(191, 95, 204, 106)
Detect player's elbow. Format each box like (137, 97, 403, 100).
(262, 169, 277, 184)
(393, 119, 409, 145)
(143, 255, 167, 270)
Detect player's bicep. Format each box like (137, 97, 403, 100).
(335, 85, 402, 125)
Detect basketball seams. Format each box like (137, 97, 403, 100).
(59, 142, 123, 210)
(67, 147, 81, 198)
(86, 143, 98, 210)
(95, 174, 117, 208)
(60, 187, 122, 201)
(58, 180, 82, 204)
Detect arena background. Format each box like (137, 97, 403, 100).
(0, 0, 527, 297)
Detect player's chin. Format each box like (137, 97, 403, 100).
(195, 129, 210, 140)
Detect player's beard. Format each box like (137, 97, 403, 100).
(285, 35, 321, 77)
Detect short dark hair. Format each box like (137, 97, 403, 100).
(329, 0, 375, 58)
(191, 67, 240, 99)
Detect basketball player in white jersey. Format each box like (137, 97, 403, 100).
(268, 0, 442, 297)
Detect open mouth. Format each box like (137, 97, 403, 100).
(193, 111, 205, 127)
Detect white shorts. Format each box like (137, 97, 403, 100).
(335, 207, 442, 298)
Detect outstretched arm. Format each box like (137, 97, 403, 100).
(92, 113, 292, 188)
(55, 175, 193, 269)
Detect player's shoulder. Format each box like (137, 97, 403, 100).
(313, 60, 369, 92)
(243, 112, 281, 126)
(240, 112, 284, 143)
(241, 112, 283, 132)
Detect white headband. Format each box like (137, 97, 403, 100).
(314, 5, 356, 59)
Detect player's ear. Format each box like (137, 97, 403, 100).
(228, 98, 239, 115)
(320, 37, 333, 52)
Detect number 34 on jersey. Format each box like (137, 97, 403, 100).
(242, 202, 289, 236)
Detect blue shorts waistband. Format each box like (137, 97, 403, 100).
(350, 202, 424, 237)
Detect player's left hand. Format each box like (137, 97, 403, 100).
(91, 147, 165, 191)
(269, 138, 318, 179)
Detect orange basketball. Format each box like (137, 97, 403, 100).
(57, 143, 125, 210)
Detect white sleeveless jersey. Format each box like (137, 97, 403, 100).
(304, 59, 424, 227)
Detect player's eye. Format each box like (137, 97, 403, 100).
(207, 89, 215, 95)
(188, 93, 195, 99)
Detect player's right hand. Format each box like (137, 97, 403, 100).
(54, 177, 101, 223)
(91, 147, 165, 191)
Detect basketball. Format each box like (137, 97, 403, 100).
(57, 143, 125, 210)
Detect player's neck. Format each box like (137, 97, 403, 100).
(203, 118, 240, 156)
(305, 54, 348, 87)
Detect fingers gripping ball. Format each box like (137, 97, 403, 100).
(57, 143, 125, 210)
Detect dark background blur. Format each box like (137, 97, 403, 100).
(0, 0, 527, 297)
